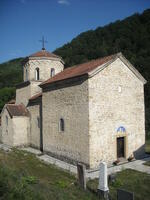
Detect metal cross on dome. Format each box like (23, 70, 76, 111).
(39, 36, 48, 50)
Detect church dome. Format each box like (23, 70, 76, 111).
(29, 49, 61, 59)
(22, 49, 64, 65)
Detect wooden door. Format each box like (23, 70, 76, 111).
(117, 137, 125, 158)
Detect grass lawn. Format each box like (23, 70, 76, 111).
(144, 139, 150, 166)
(0, 149, 98, 200)
(144, 161, 150, 166)
(145, 139, 150, 154)
(1, 149, 150, 200)
(87, 169, 150, 200)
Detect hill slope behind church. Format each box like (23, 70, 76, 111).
(54, 9, 150, 136)
(0, 9, 150, 136)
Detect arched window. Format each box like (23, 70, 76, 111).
(35, 68, 40, 80)
(59, 118, 64, 132)
(25, 68, 28, 81)
(6, 116, 8, 126)
(51, 68, 55, 77)
(37, 116, 40, 128)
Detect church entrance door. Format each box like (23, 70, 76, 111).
(117, 137, 125, 158)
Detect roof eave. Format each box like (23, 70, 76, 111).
(16, 81, 30, 89)
(28, 56, 65, 65)
(6, 106, 13, 118)
(40, 74, 88, 89)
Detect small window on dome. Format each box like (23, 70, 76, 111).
(25, 68, 28, 81)
(51, 68, 55, 77)
(35, 68, 40, 80)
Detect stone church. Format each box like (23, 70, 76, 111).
(0, 48, 147, 168)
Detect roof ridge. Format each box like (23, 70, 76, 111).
(67, 53, 117, 69)
(40, 53, 116, 87)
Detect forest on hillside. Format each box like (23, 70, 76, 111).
(0, 58, 23, 111)
(0, 9, 150, 136)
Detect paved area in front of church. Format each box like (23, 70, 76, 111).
(0, 143, 12, 152)
(38, 154, 77, 174)
(87, 156, 150, 179)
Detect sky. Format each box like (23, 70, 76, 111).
(0, 0, 150, 63)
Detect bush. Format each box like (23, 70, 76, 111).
(0, 165, 42, 200)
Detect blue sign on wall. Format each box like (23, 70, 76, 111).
(117, 126, 126, 132)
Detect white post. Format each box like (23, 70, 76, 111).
(98, 162, 109, 199)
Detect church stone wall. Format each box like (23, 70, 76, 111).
(17, 58, 63, 106)
(1, 108, 30, 147)
(88, 58, 145, 168)
(16, 82, 41, 106)
(42, 78, 90, 166)
(28, 59, 64, 81)
(30, 81, 42, 96)
(13, 116, 30, 146)
(16, 84, 31, 106)
(1, 108, 14, 146)
(27, 104, 41, 149)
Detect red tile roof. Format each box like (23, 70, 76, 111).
(40, 54, 115, 87)
(6, 104, 29, 118)
(29, 49, 61, 59)
(29, 93, 42, 101)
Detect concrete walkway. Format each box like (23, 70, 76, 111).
(87, 156, 150, 179)
(0, 143, 11, 152)
(38, 154, 77, 174)
(20, 147, 42, 156)
(20, 147, 150, 179)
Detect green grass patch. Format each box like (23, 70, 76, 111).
(87, 169, 150, 200)
(0, 149, 97, 200)
(145, 139, 150, 154)
(1, 149, 150, 200)
(144, 161, 150, 166)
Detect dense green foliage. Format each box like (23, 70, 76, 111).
(0, 87, 16, 111)
(0, 9, 150, 135)
(55, 8, 150, 137)
(0, 58, 23, 111)
(54, 9, 150, 69)
(0, 166, 41, 200)
(0, 58, 23, 89)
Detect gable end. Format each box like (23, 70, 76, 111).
(88, 53, 147, 84)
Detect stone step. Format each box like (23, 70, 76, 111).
(20, 147, 42, 156)
(38, 154, 77, 174)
